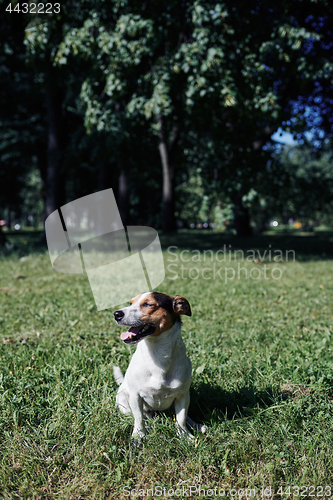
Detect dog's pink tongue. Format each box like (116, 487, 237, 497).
(120, 326, 141, 341)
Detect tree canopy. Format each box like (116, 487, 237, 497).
(1, 0, 333, 236)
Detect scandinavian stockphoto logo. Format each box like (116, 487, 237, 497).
(45, 189, 165, 310)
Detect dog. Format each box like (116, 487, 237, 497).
(113, 292, 206, 442)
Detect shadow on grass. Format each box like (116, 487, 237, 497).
(160, 230, 333, 261)
(189, 382, 276, 424)
(189, 380, 333, 427)
(2, 228, 333, 262)
(0, 229, 46, 257)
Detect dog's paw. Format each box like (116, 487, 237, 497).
(186, 417, 207, 435)
(145, 410, 155, 419)
(131, 437, 143, 448)
(131, 431, 146, 447)
(177, 427, 194, 440)
(189, 423, 207, 435)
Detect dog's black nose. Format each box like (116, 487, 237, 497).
(114, 310, 124, 321)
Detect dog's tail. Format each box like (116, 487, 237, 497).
(113, 366, 124, 385)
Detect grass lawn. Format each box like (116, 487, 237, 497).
(1, 231, 333, 498)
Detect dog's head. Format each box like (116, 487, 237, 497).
(113, 292, 191, 345)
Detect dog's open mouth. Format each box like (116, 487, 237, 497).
(120, 324, 156, 345)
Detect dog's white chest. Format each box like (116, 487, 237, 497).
(138, 363, 190, 409)
(144, 373, 186, 394)
(140, 380, 186, 411)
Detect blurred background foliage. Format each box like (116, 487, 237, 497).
(1, 0, 333, 241)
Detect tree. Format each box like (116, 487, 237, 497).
(24, 11, 76, 219)
(56, 2, 189, 231)
(0, 6, 43, 241)
(178, 0, 333, 235)
(254, 142, 333, 226)
(55, 0, 333, 234)
(3, 0, 333, 237)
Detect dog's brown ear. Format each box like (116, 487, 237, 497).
(172, 295, 192, 316)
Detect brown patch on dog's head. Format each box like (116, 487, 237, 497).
(137, 292, 191, 337)
(130, 294, 142, 306)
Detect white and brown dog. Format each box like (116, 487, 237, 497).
(113, 292, 206, 441)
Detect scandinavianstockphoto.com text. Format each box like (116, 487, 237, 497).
(166, 245, 295, 283)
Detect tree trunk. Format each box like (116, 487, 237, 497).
(256, 210, 269, 233)
(118, 160, 128, 226)
(157, 114, 176, 232)
(0, 226, 7, 246)
(37, 150, 47, 222)
(45, 65, 65, 219)
(98, 159, 108, 192)
(38, 66, 65, 246)
(7, 208, 12, 229)
(232, 193, 252, 237)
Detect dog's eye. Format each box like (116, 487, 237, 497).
(142, 302, 154, 307)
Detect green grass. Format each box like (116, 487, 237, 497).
(1, 231, 333, 498)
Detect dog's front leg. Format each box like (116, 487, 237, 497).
(129, 393, 146, 444)
(174, 392, 194, 439)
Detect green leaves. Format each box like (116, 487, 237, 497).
(24, 23, 50, 54)
(50, 0, 333, 167)
(6, 0, 333, 234)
